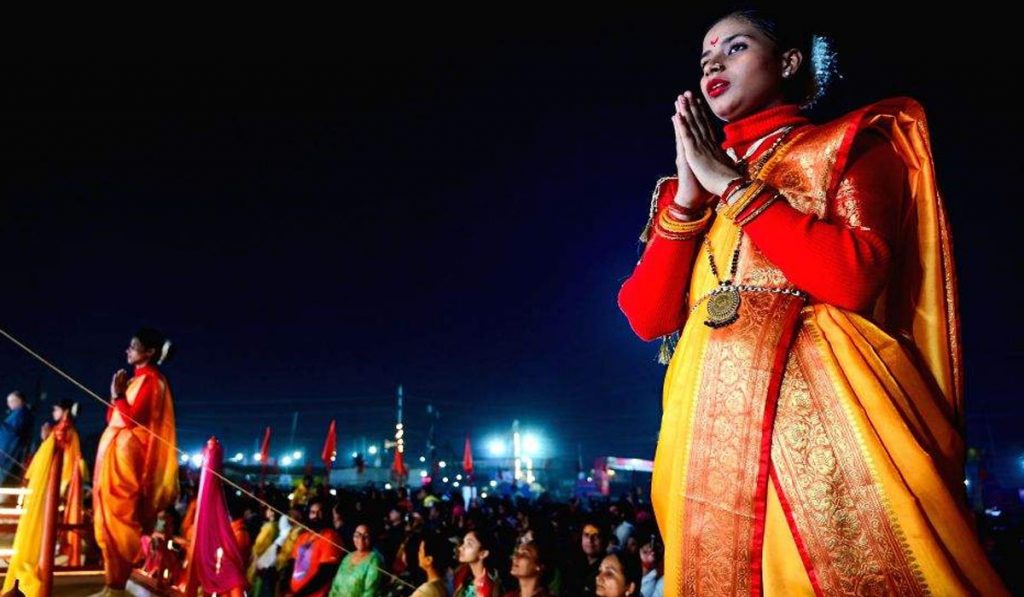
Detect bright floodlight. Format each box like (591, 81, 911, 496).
(523, 434, 541, 456)
(489, 480, 498, 488)
(293, 451, 302, 460)
(438, 460, 447, 469)
(252, 452, 262, 462)
(233, 452, 244, 462)
(281, 455, 294, 467)
(385, 483, 392, 490)
(179, 453, 189, 464)
(352, 451, 359, 458)
(190, 454, 203, 468)
(419, 470, 428, 478)
(487, 438, 506, 457)
(368, 445, 378, 455)
(419, 456, 426, 462)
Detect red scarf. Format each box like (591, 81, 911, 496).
(721, 104, 809, 158)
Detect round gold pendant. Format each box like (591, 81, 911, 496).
(705, 286, 741, 328)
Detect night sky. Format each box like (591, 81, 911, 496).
(2, 10, 1021, 483)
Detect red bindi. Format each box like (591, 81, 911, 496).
(710, 36, 719, 46)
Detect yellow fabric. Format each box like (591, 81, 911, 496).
(762, 481, 814, 596)
(93, 371, 178, 588)
(93, 425, 147, 587)
(23, 427, 81, 494)
(141, 374, 178, 529)
(247, 520, 278, 582)
(1, 428, 82, 596)
(277, 526, 303, 571)
(651, 98, 1007, 595)
(805, 306, 1005, 595)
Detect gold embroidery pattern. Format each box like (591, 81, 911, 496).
(738, 126, 844, 288)
(770, 331, 929, 596)
(832, 177, 866, 230)
(679, 290, 803, 596)
(669, 120, 879, 594)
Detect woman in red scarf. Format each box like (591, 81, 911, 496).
(618, 9, 1008, 595)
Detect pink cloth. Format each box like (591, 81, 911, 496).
(192, 438, 247, 594)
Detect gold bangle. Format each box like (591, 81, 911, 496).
(655, 206, 712, 239)
(735, 192, 783, 227)
(658, 205, 711, 231)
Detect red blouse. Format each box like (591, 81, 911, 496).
(618, 105, 903, 341)
(107, 363, 161, 427)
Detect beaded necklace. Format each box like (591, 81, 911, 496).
(702, 127, 795, 328)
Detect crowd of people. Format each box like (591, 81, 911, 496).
(132, 472, 667, 597)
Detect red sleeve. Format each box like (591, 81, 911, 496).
(739, 131, 903, 312)
(111, 373, 158, 427)
(617, 179, 708, 341)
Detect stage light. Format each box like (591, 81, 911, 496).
(487, 438, 506, 457)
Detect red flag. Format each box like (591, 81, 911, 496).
(463, 436, 474, 476)
(259, 426, 271, 470)
(321, 419, 337, 473)
(391, 449, 408, 477)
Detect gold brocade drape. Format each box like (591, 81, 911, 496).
(651, 98, 1007, 596)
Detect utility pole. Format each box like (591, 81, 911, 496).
(288, 411, 298, 452)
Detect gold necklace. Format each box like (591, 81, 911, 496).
(703, 127, 796, 329)
(702, 232, 744, 328)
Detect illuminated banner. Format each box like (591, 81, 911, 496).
(605, 457, 654, 473)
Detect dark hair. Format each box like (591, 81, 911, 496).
(307, 498, 325, 516)
(712, 8, 839, 109)
(580, 517, 609, 543)
(420, 530, 453, 573)
(641, 532, 664, 561)
(524, 534, 556, 582)
(352, 517, 378, 540)
(605, 551, 643, 597)
(134, 327, 175, 365)
(464, 526, 498, 556)
(53, 399, 77, 421)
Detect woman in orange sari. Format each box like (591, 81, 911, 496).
(92, 328, 178, 595)
(618, 9, 1009, 596)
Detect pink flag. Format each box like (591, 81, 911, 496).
(190, 437, 247, 594)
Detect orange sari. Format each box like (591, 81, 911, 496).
(93, 365, 178, 588)
(652, 98, 1008, 595)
